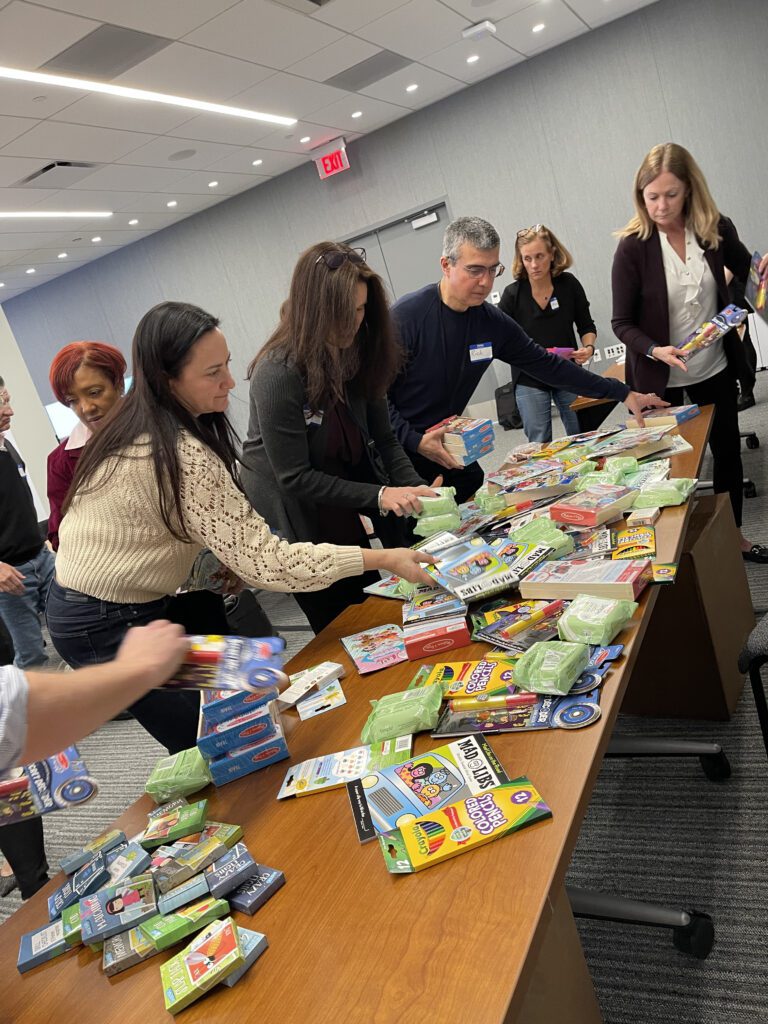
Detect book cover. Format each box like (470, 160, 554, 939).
(401, 588, 467, 626)
(17, 919, 70, 973)
(220, 927, 268, 988)
(207, 716, 289, 787)
(161, 917, 244, 1015)
(624, 404, 699, 429)
(379, 778, 552, 873)
(345, 734, 510, 837)
(197, 703, 277, 757)
(340, 624, 407, 674)
(746, 251, 767, 320)
(154, 836, 229, 894)
(520, 558, 652, 601)
(278, 736, 412, 799)
(102, 925, 160, 976)
(229, 866, 285, 915)
(79, 874, 157, 943)
(425, 536, 518, 602)
(139, 799, 208, 849)
(590, 427, 673, 462)
(140, 895, 229, 951)
(157, 874, 210, 915)
(204, 842, 256, 899)
(549, 484, 636, 527)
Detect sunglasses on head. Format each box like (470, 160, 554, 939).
(315, 247, 367, 269)
(517, 224, 545, 238)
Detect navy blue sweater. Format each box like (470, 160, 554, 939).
(389, 283, 630, 452)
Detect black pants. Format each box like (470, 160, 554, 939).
(295, 570, 381, 635)
(0, 817, 48, 899)
(665, 367, 743, 527)
(406, 450, 484, 506)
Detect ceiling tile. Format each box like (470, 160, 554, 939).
(26, 0, 239, 39)
(0, 81, 87, 119)
(205, 146, 305, 177)
(564, 0, 660, 29)
(65, 163, 193, 192)
(0, 158, 57, 189)
(308, 94, 411, 133)
(355, 0, 470, 61)
(310, 0, 411, 32)
(183, 0, 345, 69)
(164, 113, 275, 147)
(114, 42, 274, 101)
(0, 1, 98, 67)
(495, 1, 589, 57)
(117, 135, 248, 171)
(90, 210, 181, 230)
(0, 121, 155, 162)
(420, 34, 525, 83)
(117, 191, 224, 215)
(0, 115, 39, 149)
(30, 188, 163, 211)
(231, 72, 351, 120)
(360, 63, 463, 108)
(254, 121, 342, 155)
(167, 170, 263, 196)
(438, 0, 535, 19)
(49, 94, 192, 134)
(0, 231, 71, 249)
(287, 36, 381, 83)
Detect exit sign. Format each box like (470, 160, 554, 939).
(315, 146, 350, 180)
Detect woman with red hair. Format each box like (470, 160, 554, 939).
(47, 342, 126, 550)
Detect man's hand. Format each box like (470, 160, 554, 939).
(0, 561, 25, 596)
(115, 620, 190, 689)
(649, 345, 688, 372)
(416, 426, 463, 470)
(624, 391, 670, 428)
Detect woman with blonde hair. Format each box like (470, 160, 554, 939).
(499, 224, 597, 442)
(612, 142, 768, 562)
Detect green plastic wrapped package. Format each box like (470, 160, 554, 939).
(604, 456, 638, 480)
(414, 487, 457, 518)
(558, 594, 638, 646)
(474, 486, 508, 513)
(570, 459, 598, 476)
(633, 478, 697, 509)
(360, 684, 443, 744)
(513, 641, 590, 696)
(575, 471, 615, 492)
(145, 747, 212, 804)
(412, 511, 461, 538)
(509, 517, 574, 559)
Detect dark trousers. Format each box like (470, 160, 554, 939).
(665, 367, 743, 527)
(46, 580, 207, 755)
(295, 570, 381, 635)
(0, 817, 48, 899)
(406, 450, 484, 506)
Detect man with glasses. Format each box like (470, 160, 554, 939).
(388, 216, 665, 502)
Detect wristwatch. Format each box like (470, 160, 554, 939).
(646, 343, 658, 360)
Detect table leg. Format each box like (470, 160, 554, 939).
(509, 884, 603, 1024)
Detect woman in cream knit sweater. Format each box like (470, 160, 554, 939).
(47, 301, 433, 754)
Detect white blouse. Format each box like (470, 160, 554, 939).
(661, 227, 726, 387)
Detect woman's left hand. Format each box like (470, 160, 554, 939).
(624, 391, 670, 428)
(572, 346, 593, 365)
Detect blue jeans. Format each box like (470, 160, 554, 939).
(515, 384, 580, 443)
(46, 579, 200, 754)
(0, 547, 55, 668)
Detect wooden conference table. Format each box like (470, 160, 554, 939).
(0, 412, 714, 1024)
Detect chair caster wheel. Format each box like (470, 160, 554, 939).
(699, 750, 731, 781)
(746, 434, 759, 450)
(744, 481, 757, 499)
(673, 911, 714, 959)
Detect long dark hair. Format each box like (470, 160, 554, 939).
(249, 241, 402, 412)
(64, 301, 241, 541)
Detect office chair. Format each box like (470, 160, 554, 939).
(697, 430, 759, 499)
(737, 611, 768, 763)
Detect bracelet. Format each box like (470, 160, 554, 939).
(584, 343, 595, 352)
(377, 485, 388, 517)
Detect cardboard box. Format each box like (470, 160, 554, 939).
(404, 618, 471, 660)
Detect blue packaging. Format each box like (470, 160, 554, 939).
(17, 920, 70, 973)
(204, 842, 256, 899)
(197, 704, 277, 758)
(208, 719, 289, 787)
(60, 828, 126, 875)
(48, 852, 110, 920)
(221, 927, 268, 987)
(201, 685, 279, 726)
(229, 866, 285, 915)
(157, 873, 209, 914)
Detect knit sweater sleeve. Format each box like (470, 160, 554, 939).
(177, 433, 364, 592)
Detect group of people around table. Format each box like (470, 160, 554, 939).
(0, 141, 766, 902)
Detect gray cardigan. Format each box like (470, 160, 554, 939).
(240, 355, 425, 544)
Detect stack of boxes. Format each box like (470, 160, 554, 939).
(197, 687, 289, 786)
(435, 416, 495, 465)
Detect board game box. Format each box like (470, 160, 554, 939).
(161, 917, 244, 1014)
(79, 874, 158, 943)
(140, 895, 229, 951)
(229, 865, 285, 915)
(221, 927, 269, 988)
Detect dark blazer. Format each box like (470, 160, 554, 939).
(611, 215, 752, 393)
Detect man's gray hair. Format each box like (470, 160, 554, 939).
(442, 216, 500, 261)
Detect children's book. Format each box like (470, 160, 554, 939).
(165, 635, 287, 694)
(103, 925, 161, 976)
(432, 688, 603, 738)
(345, 734, 510, 839)
(161, 917, 244, 1015)
(140, 895, 229, 951)
(590, 427, 673, 462)
(379, 777, 552, 873)
(139, 800, 208, 850)
(0, 746, 98, 825)
(424, 536, 518, 602)
(520, 558, 652, 601)
(341, 624, 407, 674)
(561, 526, 613, 560)
(221, 927, 269, 988)
(17, 919, 70, 973)
(746, 251, 767, 320)
(549, 484, 636, 527)
(401, 588, 467, 625)
(474, 600, 566, 649)
(362, 574, 408, 599)
(624, 404, 699, 429)
(47, 851, 110, 920)
(296, 680, 347, 720)
(505, 469, 585, 502)
(229, 866, 285, 915)
(489, 540, 553, 581)
(278, 736, 413, 799)
(79, 874, 158, 943)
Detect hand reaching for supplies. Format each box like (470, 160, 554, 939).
(380, 476, 443, 516)
(624, 391, 670, 428)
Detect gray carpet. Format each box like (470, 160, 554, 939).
(2, 374, 767, 1024)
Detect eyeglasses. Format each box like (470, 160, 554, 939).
(315, 247, 367, 269)
(449, 258, 505, 280)
(517, 224, 544, 238)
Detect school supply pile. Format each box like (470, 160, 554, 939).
(196, 689, 289, 787)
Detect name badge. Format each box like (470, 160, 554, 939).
(303, 406, 324, 427)
(549, 297, 560, 311)
(469, 342, 493, 363)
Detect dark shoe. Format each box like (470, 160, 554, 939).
(0, 873, 18, 898)
(742, 544, 768, 564)
(737, 393, 756, 412)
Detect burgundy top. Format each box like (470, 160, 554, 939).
(46, 439, 82, 550)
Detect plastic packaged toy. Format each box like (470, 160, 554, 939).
(557, 594, 638, 646)
(360, 684, 443, 744)
(513, 641, 591, 696)
(145, 748, 211, 804)
(632, 478, 697, 509)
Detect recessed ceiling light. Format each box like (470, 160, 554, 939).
(207, 180, 219, 188)
(351, 110, 362, 118)
(299, 136, 311, 143)
(252, 159, 263, 167)
(406, 83, 418, 93)
(91, 236, 101, 242)
(0, 283, 5, 288)
(168, 148, 197, 162)
(532, 22, 545, 32)
(128, 218, 139, 226)
(0, 211, 112, 219)
(466, 54, 480, 64)
(57, 252, 67, 258)
(0, 65, 297, 126)
(167, 200, 178, 208)
(25, 268, 35, 274)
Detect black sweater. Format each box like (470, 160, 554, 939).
(0, 443, 43, 566)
